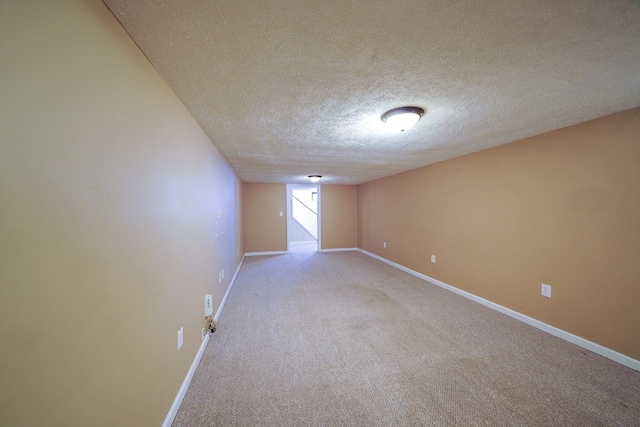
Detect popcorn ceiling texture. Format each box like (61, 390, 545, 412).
(103, 0, 640, 185)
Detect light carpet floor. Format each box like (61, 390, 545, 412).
(173, 251, 640, 426)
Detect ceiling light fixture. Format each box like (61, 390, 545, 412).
(381, 106, 425, 132)
(308, 175, 322, 183)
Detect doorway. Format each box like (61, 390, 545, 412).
(287, 184, 320, 252)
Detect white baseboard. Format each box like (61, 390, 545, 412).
(163, 255, 246, 427)
(357, 249, 640, 372)
(162, 333, 209, 427)
(320, 247, 358, 253)
(215, 255, 245, 321)
(244, 251, 288, 256)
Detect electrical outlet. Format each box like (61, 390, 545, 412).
(222, 269, 224, 280)
(383, 242, 386, 248)
(204, 294, 213, 316)
(541, 284, 552, 298)
(431, 255, 436, 263)
(177, 327, 183, 350)
(219, 271, 222, 283)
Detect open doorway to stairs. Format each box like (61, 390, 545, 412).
(287, 184, 320, 252)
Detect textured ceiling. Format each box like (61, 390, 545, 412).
(103, 0, 640, 185)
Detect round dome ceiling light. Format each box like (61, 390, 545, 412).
(381, 106, 425, 132)
(308, 175, 322, 183)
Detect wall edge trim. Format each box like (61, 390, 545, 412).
(245, 251, 288, 256)
(162, 334, 210, 427)
(357, 249, 640, 372)
(163, 255, 246, 426)
(215, 254, 245, 321)
(320, 247, 359, 253)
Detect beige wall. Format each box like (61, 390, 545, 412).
(321, 185, 358, 249)
(243, 183, 287, 252)
(243, 184, 358, 252)
(0, 1, 243, 426)
(358, 108, 640, 360)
